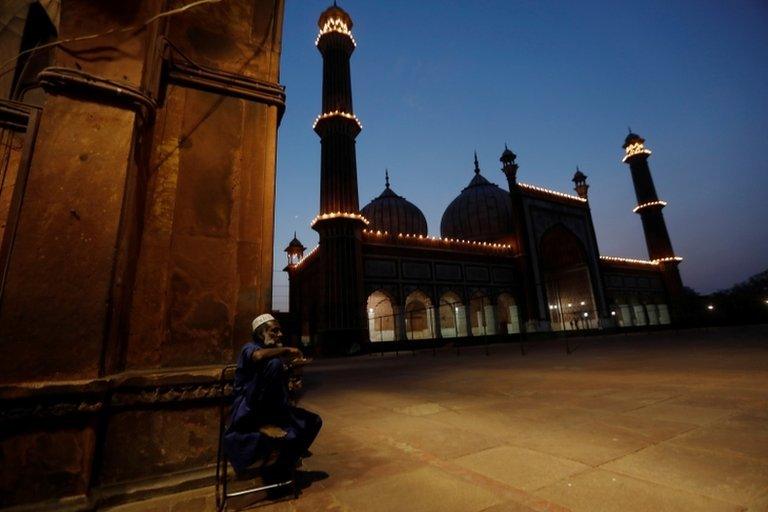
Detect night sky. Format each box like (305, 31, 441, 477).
(272, 0, 768, 311)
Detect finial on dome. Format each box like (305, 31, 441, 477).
(474, 151, 480, 174)
(385, 169, 390, 188)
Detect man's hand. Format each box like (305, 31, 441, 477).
(285, 347, 303, 359)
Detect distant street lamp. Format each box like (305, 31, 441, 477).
(707, 304, 715, 311)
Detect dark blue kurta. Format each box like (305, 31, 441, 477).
(223, 342, 322, 475)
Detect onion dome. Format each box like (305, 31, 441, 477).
(440, 153, 514, 241)
(361, 170, 428, 235)
(318, 1, 353, 30)
(572, 167, 587, 183)
(623, 130, 644, 148)
(285, 232, 305, 253)
(500, 143, 517, 164)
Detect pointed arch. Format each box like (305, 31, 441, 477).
(439, 291, 466, 338)
(366, 290, 398, 341)
(404, 289, 435, 340)
(539, 224, 598, 331)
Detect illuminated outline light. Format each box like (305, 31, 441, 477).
(633, 200, 667, 213)
(601, 255, 684, 266)
(310, 211, 369, 227)
(601, 256, 658, 266)
(293, 245, 319, 269)
(312, 110, 363, 130)
(655, 256, 683, 263)
(622, 142, 652, 163)
(363, 229, 513, 250)
(315, 18, 356, 47)
(518, 182, 587, 203)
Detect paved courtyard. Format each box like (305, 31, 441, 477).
(110, 325, 768, 512)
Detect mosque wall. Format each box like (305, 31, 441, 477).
(0, 1, 285, 508)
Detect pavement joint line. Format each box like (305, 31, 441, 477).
(594, 422, 700, 469)
(660, 435, 768, 464)
(620, 393, 684, 413)
(349, 424, 573, 512)
(590, 464, 751, 509)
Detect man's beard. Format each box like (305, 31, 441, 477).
(263, 333, 282, 347)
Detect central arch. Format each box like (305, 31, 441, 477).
(539, 225, 597, 331)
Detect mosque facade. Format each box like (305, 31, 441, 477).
(285, 4, 684, 354)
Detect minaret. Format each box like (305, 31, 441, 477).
(500, 145, 543, 331)
(314, 2, 362, 213)
(572, 167, 589, 199)
(622, 131, 683, 295)
(311, 3, 366, 352)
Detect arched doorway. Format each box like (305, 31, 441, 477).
(404, 290, 435, 340)
(539, 225, 597, 331)
(495, 293, 520, 334)
(469, 292, 495, 336)
(439, 291, 466, 338)
(366, 290, 397, 341)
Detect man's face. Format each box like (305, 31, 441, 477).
(262, 321, 283, 346)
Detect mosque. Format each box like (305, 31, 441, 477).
(284, 4, 684, 353)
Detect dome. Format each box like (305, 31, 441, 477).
(318, 2, 353, 29)
(500, 144, 516, 163)
(440, 154, 514, 241)
(361, 172, 428, 235)
(623, 131, 644, 148)
(284, 232, 305, 252)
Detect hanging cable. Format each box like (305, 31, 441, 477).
(0, 0, 223, 81)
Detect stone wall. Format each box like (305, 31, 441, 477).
(0, 0, 284, 508)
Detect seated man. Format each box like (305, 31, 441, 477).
(224, 314, 322, 481)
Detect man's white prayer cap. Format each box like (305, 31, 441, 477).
(252, 313, 276, 332)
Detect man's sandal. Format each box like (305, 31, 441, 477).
(259, 425, 288, 439)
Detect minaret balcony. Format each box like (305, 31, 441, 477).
(313, 110, 362, 137)
(622, 142, 652, 163)
(316, 30, 356, 54)
(632, 200, 667, 213)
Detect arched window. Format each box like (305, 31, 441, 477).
(404, 290, 435, 340)
(367, 290, 397, 342)
(439, 291, 466, 338)
(495, 293, 520, 334)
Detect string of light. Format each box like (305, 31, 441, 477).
(622, 142, 652, 162)
(292, 245, 319, 269)
(518, 182, 587, 203)
(310, 211, 369, 227)
(312, 110, 363, 130)
(363, 229, 513, 251)
(315, 18, 356, 47)
(633, 200, 667, 213)
(600, 255, 684, 266)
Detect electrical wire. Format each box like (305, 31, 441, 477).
(0, 0, 223, 81)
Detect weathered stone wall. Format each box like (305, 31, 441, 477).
(0, 0, 284, 508)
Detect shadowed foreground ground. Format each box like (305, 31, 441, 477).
(109, 325, 768, 512)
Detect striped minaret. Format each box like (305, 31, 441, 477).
(311, 3, 366, 352)
(622, 131, 683, 296)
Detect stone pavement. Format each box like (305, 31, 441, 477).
(107, 325, 768, 512)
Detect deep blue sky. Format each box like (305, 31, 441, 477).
(272, 0, 768, 311)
